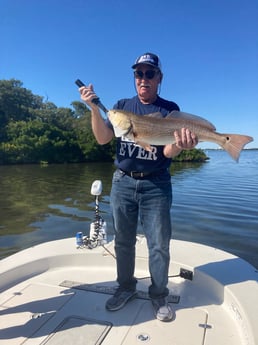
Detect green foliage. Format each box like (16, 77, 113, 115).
(172, 148, 208, 162)
(0, 79, 115, 164)
(0, 79, 43, 141)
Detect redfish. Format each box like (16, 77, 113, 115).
(108, 109, 253, 162)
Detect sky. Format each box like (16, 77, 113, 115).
(1, 0, 257, 149)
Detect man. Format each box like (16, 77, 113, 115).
(79, 52, 198, 322)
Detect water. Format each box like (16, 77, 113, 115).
(0, 150, 257, 269)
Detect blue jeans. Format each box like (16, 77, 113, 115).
(110, 169, 172, 299)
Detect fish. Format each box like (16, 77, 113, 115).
(108, 109, 253, 162)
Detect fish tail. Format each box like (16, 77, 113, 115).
(220, 134, 253, 162)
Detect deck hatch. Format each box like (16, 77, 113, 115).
(0, 283, 74, 345)
(41, 316, 112, 345)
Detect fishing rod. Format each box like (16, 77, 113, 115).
(75, 79, 108, 114)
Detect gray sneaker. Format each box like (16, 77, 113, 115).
(151, 297, 174, 322)
(105, 288, 137, 311)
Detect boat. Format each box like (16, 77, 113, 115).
(0, 181, 258, 345)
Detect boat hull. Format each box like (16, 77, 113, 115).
(0, 237, 257, 345)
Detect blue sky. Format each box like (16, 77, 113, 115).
(1, 0, 257, 148)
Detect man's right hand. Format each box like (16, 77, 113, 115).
(79, 83, 99, 109)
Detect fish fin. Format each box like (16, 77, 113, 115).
(167, 111, 216, 131)
(135, 141, 153, 152)
(220, 133, 253, 162)
(143, 112, 164, 118)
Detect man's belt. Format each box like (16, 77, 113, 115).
(119, 169, 167, 179)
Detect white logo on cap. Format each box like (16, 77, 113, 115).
(138, 54, 155, 64)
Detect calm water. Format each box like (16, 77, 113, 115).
(0, 150, 257, 269)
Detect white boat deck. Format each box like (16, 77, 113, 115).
(0, 237, 257, 345)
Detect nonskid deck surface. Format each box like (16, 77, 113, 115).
(0, 237, 257, 345)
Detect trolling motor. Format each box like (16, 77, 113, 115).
(76, 180, 107, 249)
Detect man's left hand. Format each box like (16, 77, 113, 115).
(174, 128, 198, 150)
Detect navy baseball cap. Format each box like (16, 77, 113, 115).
(132, 52, 162, 71)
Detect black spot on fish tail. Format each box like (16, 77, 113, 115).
(221, 134, 253, 162)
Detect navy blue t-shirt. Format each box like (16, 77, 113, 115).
(107, 95, 180, 173)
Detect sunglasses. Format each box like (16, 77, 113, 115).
(134, 70, 159, 80)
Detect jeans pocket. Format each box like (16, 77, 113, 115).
(112, 169, 125, 183)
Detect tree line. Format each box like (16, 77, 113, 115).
(0, 79, 115, 164)
(0, 79, 206, 165)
